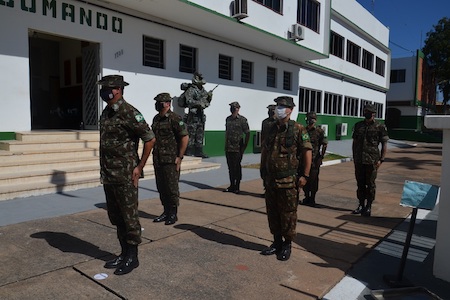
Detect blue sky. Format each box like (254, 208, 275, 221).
(356, 0, 450, 58)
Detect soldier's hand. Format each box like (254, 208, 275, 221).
(175, 157, 182, 172)
(297, 176, 307, 188)
(132, 166, 142, 188)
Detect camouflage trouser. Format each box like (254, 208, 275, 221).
(154, 163, 180, 213)
(103, 183, 141, 245)
(186, 113, 205, 149)
(265, 184, 298, 241)
(302, 165, 320, 199)
(354, 163, 378, 204)
(225, 151, 242, 186)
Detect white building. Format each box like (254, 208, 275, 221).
(0, 0, 390, 155)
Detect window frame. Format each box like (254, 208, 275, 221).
(297, 0, 320, 33)
(283, 71, 292, 91)
(299, 87, 322, 113)
(330, 31, 344, 59)
(179, 44, 197, 74)
(254, 0, 282, 14)
(390, 69, 406, 83)
(362, 49, 374, 72)
(324, 92, 342, 115)
(241, 59, 253, 84)
(267, 66, 277, 88)
(143, 36, 164, 69)
(346, 40, 361, 66)
(219, 54, 233, 80)
(375, 57, 386, 77)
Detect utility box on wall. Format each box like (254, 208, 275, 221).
(253, 131, 261, 153)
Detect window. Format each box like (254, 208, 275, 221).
(374, 102, 383, 118)
(346, 40, 361, 66)
(179, 45, 197, 73)
(143, 36, 164, 69)
(299, 87, 322, 113)
(360, 99, 372, 117)
(241, 60, 253, 83)
(219, 54, 233, 80)
(297, 0, 320, 32)
(267, 67, 277, 88)
(283, 71, 292, 90)
(254, 0, 282, 13)
(344, 96, 359, 117)
(390, 69, 406, 83)
(362, 49, 374, 71)
(375, 57, 385, 77)
(324, 92, 342, 115)
(330, 31, 344, 59)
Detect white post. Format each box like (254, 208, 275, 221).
(424, 115, 450, 282)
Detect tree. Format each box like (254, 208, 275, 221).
(422, 17, 450, 113)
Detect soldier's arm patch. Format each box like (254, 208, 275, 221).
(135, 114, 145, 122)
(179, 121, 184, 126)
(302, 133, 310, 141)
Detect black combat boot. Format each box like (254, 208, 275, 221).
(154, 207, 168, 223)
(234, 180, 240, 194)
(185, 146, 194, 156)
(194, 146, 209, 158)
(165, 206, 178, 225)
(352, 200, 365, 214)
(260, 235, 282, 256)
(362, 201, 372, 217)
(104, 239, 127, 269)
(276, 240, 292, 261)
(114, 244, 139, 275)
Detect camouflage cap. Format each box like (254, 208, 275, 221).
(364, 103, 377, 113)
(267, 104, 276, 110)
(274, 96, 295, 108)
(97, 75, 129, 87)
(192, 72, 206, 85)
(154, 92, 172, 102)
(229, 101, 241, 108)
(306, 111, 317, 119)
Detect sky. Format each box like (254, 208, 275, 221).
(356, 0, 450, 58)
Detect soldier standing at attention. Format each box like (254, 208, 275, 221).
(261, 104, 277, 145)
(302, 112, 328, 207)
(352, 103, 388, 217)
(98, 75, 155, 275)
(224, 101, 250, 194)
(260, 96, 312, 261)
(152, 93, 189, 225)
(184, 72, 213, 158)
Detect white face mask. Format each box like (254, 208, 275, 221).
(276, 106, 287, 119)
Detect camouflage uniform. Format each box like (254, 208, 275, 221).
(261, 120, 312, 241)
(261, 104, 276, 145)
(184, 73, 212, 157)
(352, 105, 389, 215)
(302, 122, 328, 205)
(224, 102, 250, 193)
(152, 93, 188, 222)
(100, 98, 155, 245)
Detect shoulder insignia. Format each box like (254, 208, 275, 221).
(135, 114, 145, 122)
(302, 133, 310, 141)
(179, 121, 184, 126)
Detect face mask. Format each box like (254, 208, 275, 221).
(230, 107, 238, 114)
(276, 107, 287, 119)
(100, 88, 115, 102)
(155, 102, 165, 111)
(364, 111, 373, 119)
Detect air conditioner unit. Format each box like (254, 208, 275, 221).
(341, 123, 348, 136)
(290, 23, 305, 40)
(319, 124, 328, 137)
(232, 0, 248, 20)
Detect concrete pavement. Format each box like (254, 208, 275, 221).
(0, 140, 449, 299)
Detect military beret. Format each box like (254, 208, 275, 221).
(306, 112, 317, 119)
(229, 101, 241, 108)
(267, 104, 276, 110)
(154, 92, 172, 102)
(364, 103, 377, 113)
(97, 75, 129, 87)
(274, 96, 295, 108)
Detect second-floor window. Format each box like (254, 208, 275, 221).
(390, 69, 406, 83)
(362, 49, 374, 71)
(375, 57, 386, 77)
(241, 60, 253, 83)
(297, 0, 320, 33)
(219, 54, 233, 80)
(346, 40, 361, 66)
(254, 0, 282, 13)
(330, 31, 344, 59)
(283, 71, 292, 90)
(179, 45, 197, 73)
(267, 67, 277, 88)
(143, 36, 164, 69)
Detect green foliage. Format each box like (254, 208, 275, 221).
(423, 17, 450, 101)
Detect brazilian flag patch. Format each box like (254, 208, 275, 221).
(179, 121, 184, 126)
(135, 114, 145, 122)
(302, 133, 310, 141)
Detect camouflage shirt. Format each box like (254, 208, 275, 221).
(99, 98, 155, 184)
(261, 116, 276, 144)
(262, 120, 312, 179)
(352, 119, 389, 164)
(307, 126, 328, 163)
(152, 110, 188, 164)
(185, 85, 211, 113)
(225, 114, 250, 152)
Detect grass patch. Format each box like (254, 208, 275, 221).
(243, 153, 348, 169)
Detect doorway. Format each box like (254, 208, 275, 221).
(28, 31, 100, 130)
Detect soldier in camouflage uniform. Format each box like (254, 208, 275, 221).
(352, 103, 388, 217)
(224, 101, 250, 194)
(260, 96, 312, 261)
(261, 104, 276, 145)
(184, 72, 213, 158)
(98, 75, 155, 275)
(302, 112, 328, 207)
(152, 93, 189, 225)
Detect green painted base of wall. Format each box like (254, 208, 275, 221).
(0, 132, 16, 140)
(398, 116, 422, 130)
(203, 131, 260, 157)
(388, 129, 442, 143)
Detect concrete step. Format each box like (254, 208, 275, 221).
(15, 130, 100, 142)
(0, 140, 99, 152)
